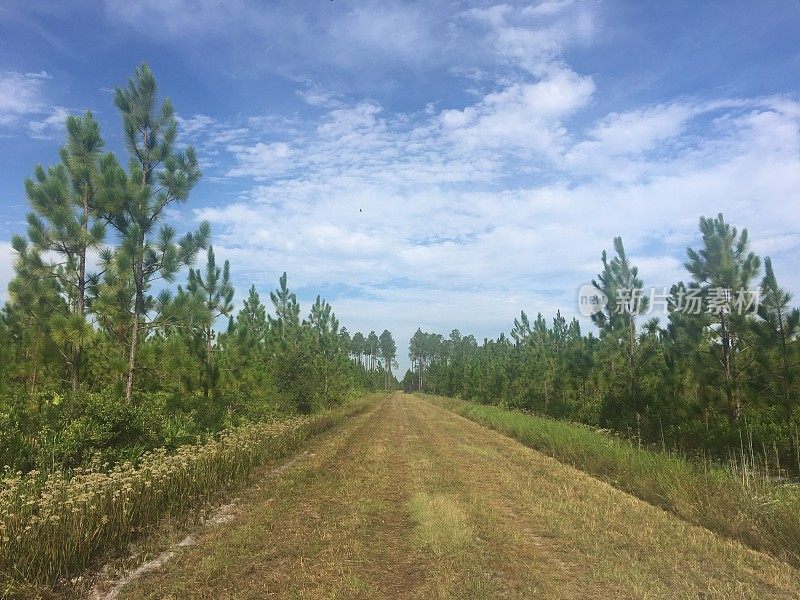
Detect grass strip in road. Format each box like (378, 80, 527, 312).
(408, 492, 473, 559)
(423, 394, 800, 568)
(0, 396, 375, 596)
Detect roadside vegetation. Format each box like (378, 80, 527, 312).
(426, 394, 800, 567)
(2, 58, 798, 598)
(0, 63, 398, 596)
(0, 397, 373, 595)
(0, 63, 399, 476)
(404, 217, 800, 481)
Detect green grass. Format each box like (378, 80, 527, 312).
(423, 394, 800, 568)
(0, 396, 373, 596)
(408, 492, 473, 557)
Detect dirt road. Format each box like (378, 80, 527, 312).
(116, 393, 800, 599)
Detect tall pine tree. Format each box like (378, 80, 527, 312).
(98, 63, 209, 400)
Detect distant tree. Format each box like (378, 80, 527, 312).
(401, 368, 414, 392)
(409, 328, 424, 390)
(511, 311, 532, 347)
(754, 257, 800, 427)
(379, 329, 397, 389)
(338, 327, 351, 359)
(305, 295, 340, 404)
(592, 236, 649, 425)
(235, 285, 268, 353)
(186, 246, 234, 399)
(367, 330, 379, 371)
(351, 331, 365, 366)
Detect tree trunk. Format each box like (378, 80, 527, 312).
(205, 324, 212, 400)
(324, 364, 329, 404)
(125, 307, 139, 402)
(719, 313, 739, 423)
(71, 192, 90, 392)
(125, 249, 144, 402)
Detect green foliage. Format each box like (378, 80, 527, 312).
(413, 216, 800, 475)
(8, 112, 107, 392)
(378, 329, 397, 389)
(98, 62, 209, 401)
(268, 271, 301, 348)
(685, 213, 761, 423)
(0, 64, 393, 477)
(0, 388, 200, 473)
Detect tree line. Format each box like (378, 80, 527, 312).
(340, 328, 398, 390)
(404, 216, 800, 473)
(0, 64, 397, 473)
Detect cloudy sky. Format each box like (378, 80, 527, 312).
(1, 0, 799, 373)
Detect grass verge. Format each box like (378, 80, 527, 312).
(0, 396, 374, 596)
(423, 394, 800, 568)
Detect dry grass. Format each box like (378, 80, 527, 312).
(423, 393, 800, 571)
(116, 393, 427, 600)
(408, 492, 472, 557)
(100, 393, 800, 599)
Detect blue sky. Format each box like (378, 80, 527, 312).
(1, 0, 800, 374)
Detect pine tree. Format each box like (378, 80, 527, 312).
(378, 329, 397, 389)
(755, 257, 800, 427)
(5, 246, 64, 394)
(98, 63, 209, 401)
(338, 327, 351, 360)
(367, 331, 379, 371)
(351, 331, 365, 366)
(592, 236, 649, 424)
(305, 295, 340, 403)
(511, 311, 532, 347)
(409, 328, 424, 390)
(186, 246, 234, 399)
(10, 112, 106, 390)
(685, 213, 760, 422)
(268, 272, 300, 349)
(235, 285, 268, 353)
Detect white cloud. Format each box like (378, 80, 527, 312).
(0, 241, 15, 305)
(0, 71, 50, 126)
(463, 1, 597, 75)
(584, 103, 696, 154)
(297, 86, 344, 108)
(176, 113, 216, 136)
(0, 71, 71, 139)
(28, 106, 71, 139)
(326, 4, 437, 65)
(440, 69, 595, 151)
(103, 0, 446, 78)
(103, 0, 243, 37)
(225, 142, 294, 178)
(522, 1, 577, 18)
(196, 88, 800, 354)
